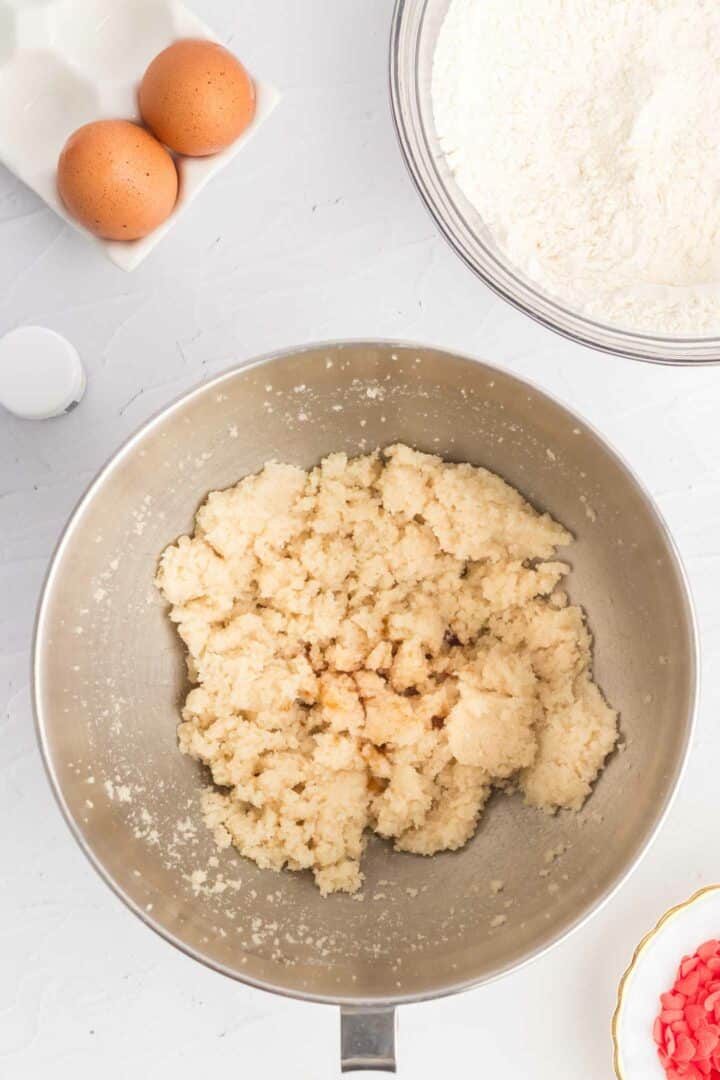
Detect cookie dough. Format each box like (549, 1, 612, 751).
(156, 445, 618, 895)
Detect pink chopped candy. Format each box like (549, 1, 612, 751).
(654, 939, 720, 1080)
(697, 1028, 720, 1059)
(687, 1005, 707, 1031)
(676, 1035, 699, 1063)
(678, 972, 702, 997)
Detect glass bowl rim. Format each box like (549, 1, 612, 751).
(389, 0, 720, 366)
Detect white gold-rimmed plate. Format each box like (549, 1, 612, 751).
(614, 886, 720, 1078)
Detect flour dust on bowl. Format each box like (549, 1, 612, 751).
(390, 0, 720, 364)
(34, 343, 697, 1072)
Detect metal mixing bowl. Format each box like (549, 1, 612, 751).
(34, 342, 697, 1072)
(390, 0, 720, 365)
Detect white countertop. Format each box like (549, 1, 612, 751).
(2, 2, 719, 1077)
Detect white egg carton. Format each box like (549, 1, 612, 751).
(0, 0, 279, 270)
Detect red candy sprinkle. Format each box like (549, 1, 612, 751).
(655, 941, 720, 1080)
(678, 972, 702, 997)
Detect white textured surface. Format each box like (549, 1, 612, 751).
(1, 1, 719, 1077)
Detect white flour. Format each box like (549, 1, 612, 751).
(432, 0, 720, 335)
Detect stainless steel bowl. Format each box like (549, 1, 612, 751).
(34, 342, 697, 1072)
(390, 0, 720, 365)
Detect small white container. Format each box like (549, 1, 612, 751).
(0, 0, 279, 271)
(0, 326, 86, 419)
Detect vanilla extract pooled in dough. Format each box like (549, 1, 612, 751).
(156, 445, 617, 895)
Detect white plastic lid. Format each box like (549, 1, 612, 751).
(0, 326, 86, 419)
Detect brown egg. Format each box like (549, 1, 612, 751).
(57, 120, 178, 241)
(139, 39, 256, 157)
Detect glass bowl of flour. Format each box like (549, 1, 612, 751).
(390, 0, 720, 364)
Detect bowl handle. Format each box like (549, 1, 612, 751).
(341, 1005, 397, 1072)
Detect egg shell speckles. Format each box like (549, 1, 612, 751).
(57, 120, 178, 240)
(139, 39, 256, 157)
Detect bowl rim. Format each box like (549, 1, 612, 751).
(389, 0, 720, 366)
(612, 885, 720, 1079)
(32, 338, 700, 1007)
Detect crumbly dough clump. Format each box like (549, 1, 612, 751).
(156, 445, 618, 895)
